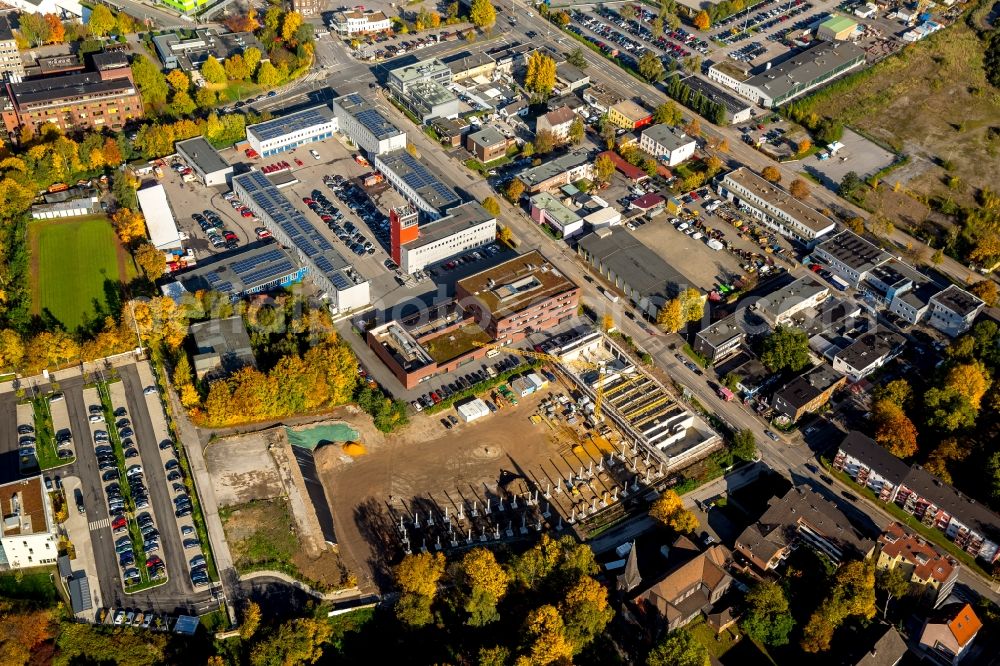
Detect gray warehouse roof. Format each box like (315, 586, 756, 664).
(746, 40, 866, 100)
(578, 227, 688, 308)
(176, 136, 231, 176)
(378, 149, 461, 212)
(816, 230, 893, 273)
(930, 285, 984, 317)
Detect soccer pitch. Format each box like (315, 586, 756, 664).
(29, 216, 133, 332)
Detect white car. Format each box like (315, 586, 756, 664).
(143, 386, 157, 395)
(310, 149, 321, 160)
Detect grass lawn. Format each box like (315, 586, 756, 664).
(688, 615, 740, 659)
(31, 396, 73, 471)
(29, 216, 133, 332)
(0, 568, 60, 603)
(221, 499, 299, 573)
(422, 324, 491, 364)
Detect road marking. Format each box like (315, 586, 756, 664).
(89, 518, 110, 531)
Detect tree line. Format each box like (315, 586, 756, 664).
(664, 75, 728, 125)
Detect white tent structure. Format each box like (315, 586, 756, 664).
(137, 184, 182, 250)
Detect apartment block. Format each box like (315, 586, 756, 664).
(877, 522, 959, 607)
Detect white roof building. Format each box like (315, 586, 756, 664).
(5, 0, 82, 17)
(456, 398, 490, 423)
(136, 184, 182, 250)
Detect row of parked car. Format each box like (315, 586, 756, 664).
(429, 244, 502, 274)
(223, 191, 257, 220)
(325, 174, 391, 253)
(192, 209, 240, 251)
(261, 158, 305, 174)
(410, 356, 526, 412)
(303, 189, 375, 257)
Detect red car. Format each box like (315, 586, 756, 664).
(256, 227, 272, 239)
(241, 210, 253, 217)
(224, 231, 237, 241)
(303, 197, 314, 204)
(146, 555, 163, 568)
(294, 158, 304, 166)
(112, 516, 127, 531)
(321, 214, 333, 222)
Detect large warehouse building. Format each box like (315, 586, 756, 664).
(137, 183, 182, 250)
(741, 41, 866, 107)
(391, 201, 497, 274)
(332, 93, 408, 155)
(233, 171, 369, 312)
(169, 241, 306, 300)
(246, 105, 338, 157)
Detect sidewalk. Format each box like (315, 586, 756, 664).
(62, 476, 104, 618)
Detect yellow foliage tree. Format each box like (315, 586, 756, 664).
(762, 166, 781, 183)
(944, 361, 992, 410)
(693, 10, 711, 30)
(656, 298, 684, 333)
(111, 208, 146, 245)
(25, 330, 79, 370)
(281, 11, 303, 43)
(395, 551, 446, 598)
(523, 605, 573, 665)
(0, 329, 25, 370)
(649, 490, 700, 533)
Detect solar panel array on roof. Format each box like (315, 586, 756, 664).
(234, 171, 359, 293)
(339, 93, 401, 140)
(249, 106, 336, 142)
(378, 150, 460, 212)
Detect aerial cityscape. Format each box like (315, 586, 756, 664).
(0, 0, 998, 663)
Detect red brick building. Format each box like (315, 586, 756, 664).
(2, 64, 144, 135)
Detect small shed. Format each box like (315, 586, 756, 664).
(510, 376, 537, 397)
(456, 398, 490, 423)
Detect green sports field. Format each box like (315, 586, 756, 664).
(29, 216, 134, 332)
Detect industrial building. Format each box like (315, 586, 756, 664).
(189, 316, 257, 380)
(170, 241, 306, 300)
(756, 274, 829, 325)
(233, 171, 370, 313)
(332, 93, 408, 156)
(176, 137, 233, 187)
(676, 74, 755, 124)
(137, 184, 182, 250)
(812, 230, 894, 286)
(374, 149, 461, 218)
(1, 62, 143, 134)
(246, 105, 338, 157)
(0, 476, 59, 570)
(456, 250, 580, 343)
(639, 124, 696, 167)
(740, 41, 867, 107)
(717, 167, 836, 244)
(816, 15, 859, 41)
(927, 285, 985, 337)
(577, 227, 689, 320)
(152, 29, 266, 71)
(391, 201, 497, 274)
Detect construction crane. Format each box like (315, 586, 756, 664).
(473, 342, 611, 418)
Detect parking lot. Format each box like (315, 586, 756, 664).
(800, 127, 896, 188)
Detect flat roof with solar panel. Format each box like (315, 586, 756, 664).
(173, 241, 303, 297)
(247, 105, 337, 143)
(377, 150, 461, 213)
(333, 93, 403, 141)
(233, 171, 364, 294)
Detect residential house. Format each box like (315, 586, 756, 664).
(877, 522, 959, 607)
(833, 431, 1000, 563)
(846, 624, 909, 666)
(583, 84, 622, 114)
(607, 100, 652, 130)
(466, 126, 511, 163)
(331, 9, 392, 35)
(918, 603, 982, 665)
(628, 536, 732, 633)
(771, 364, 847, 422)
(832, 330, 906, 383)
(640, 124, 697, 167)
(536, 106, 577, 142)
(927, 285, 984, 337)
(735, 485, 875, 571)
(429, 117, 470, 147)
(517, 150, 593, 194)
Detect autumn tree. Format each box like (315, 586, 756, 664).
(134, 242, 165, 280)
(876, 565, 910, 618)
(594, 154, 615, 186)
(679, 287, 704, 323)
(797, 138, 812, 154)
(760, 165, 783, 183)
(202, 56, 226, 84)
(970, 279, 999, 307)
(656, 298, 684, 333)
(458, 548, 509, 626)
(249, 617, 333, 666)
(684, 118, 701, 138)
(649, 490, 699, 533)
(534, 129, 556, 155)
(525, 52, 557, 98)
(112, 208, 146, 245)
(741, 580, 795, 646)
(498, 225, 513, 245)
(225, 54, 250, 81)
(0, 329, 25, 371)
(944, 361, 992, 410)
(639, 50, 665, 82)
(620, 4, 637, 20)
(705, 154, 724, 177)
(469, 0, 496, 29)
(504, 178, 525, 203)
(256, 61, 281, 88)
(568, 116, 585, 145)
(653, 101, 682, 126)
(560, 575, 613, 652)
(693, 10, 711, 30)
(761, 325, 810, 372)
(25, 330, 79, 370)
(166, 69, 189, 92)
(790, 178, 811, 199)
(481, 196, 501, 217)
(647, 629, 709, 666)
(874, 379, 912, 407)
(872, 399, 918, 458)
(240, 602, 262, 639)
(801, 559, 876, 653)
(88, 5, 115, 36)
(394, 552, 446, 627)
(521, 605, 573, 665)
(18, 14, 50, 46)
(924, 438, 967, 484)
(280, 11, 304, 43)
(131, 55, 169, 107)
(44, 14, 65, 43)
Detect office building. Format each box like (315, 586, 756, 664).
(2, 64, 143, 134)
(735, 485, 875, 571)
(813, 230, 893, 287)
(0, 476, 59, 570)
(466, 126, 512, 163)
(374, 149, 461, 218)
(927, 285, 984, 337)
(443, 51, 497, 81)
(717, 167, 836, 244)
(291, 0, 323, 17)
(152, 29, 267, 70)
(171, 241, 306, 300)
(771, 364, 847, 422)
(175, 137, 233, 187)
(877, 522, 959, 607)
(233, 171, 370, 312)
(757, 274, 830, 325)
(0, 16, 24, 79)
(456, 250, 580, 343)
(386, 58, 459, 122)
(607, 100, 652, 129)
(694, 314, 745, 363)
(331, 9, 392, 35)
(392, 201, 496, 274)
(530, 192, 584, 239)
(5, 0, 82, 17)
(332, 93, 407, 155)
(640, 124, 697, 167)
(246, 105, 338, 157)
(517, 150, 593, 194)
(834, 431, 1000, 563)
(832, 330, 906, 382)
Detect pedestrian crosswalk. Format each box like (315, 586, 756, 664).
(88, 518, 110, 531)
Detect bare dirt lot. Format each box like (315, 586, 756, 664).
(205, 432, 284, 508)
(797, 22, 999, 218)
